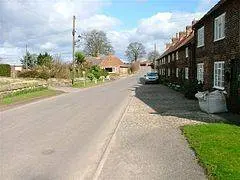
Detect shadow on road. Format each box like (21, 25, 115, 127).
(134, 80, 240, 125)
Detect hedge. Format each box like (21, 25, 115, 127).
(0, 64, 11, 77)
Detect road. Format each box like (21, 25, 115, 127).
(0, 72, 144, 180)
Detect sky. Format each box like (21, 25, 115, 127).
(0, 0, 219, 64)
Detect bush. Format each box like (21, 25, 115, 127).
(17, 70, 39, 78)
(0, 64, 11, 77)
(88, 65, 108, 79)
(183, 80, 203, 99)
(130, 61, 140, 73)
(87, 73, 95, 81)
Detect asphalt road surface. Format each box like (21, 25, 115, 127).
(0, 71, 146, 180)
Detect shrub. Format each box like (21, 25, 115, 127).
(0, 64, 11, 77)
(87, 72, 95, 81)
(183, 80, 203, 99)
(88, 65, 108, 79)
(17, 70, 39, 78)
(130, 61, 140, 73)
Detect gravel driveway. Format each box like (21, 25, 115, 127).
(98, 84, 211, 180)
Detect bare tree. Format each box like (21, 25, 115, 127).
(82, 30, 114, 57)
(147, 50, 160, 62)
(125, 42, 146, 62)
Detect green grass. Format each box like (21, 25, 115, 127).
(0, 88, 61, 106)
(183, 123, 240, 180)
(72, 80, 105, 88)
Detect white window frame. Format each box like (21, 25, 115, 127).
(214, 13, 226, 42)
(176, 68, 179, 78)
(172, 53, 174, 61)
(197, 63, 204, 82)
(176, 51, 179, 60)
(185, 47, 189, 58)
(197, 26, 205, 48)
(214, 61, 225, 90)
(168, 68, 170, 76)
(185, 67, 189, 79)
(168, 55, 171, 63)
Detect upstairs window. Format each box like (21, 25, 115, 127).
(197, 26, 205, 47)
(172, 53, 174, 61)
(176, 51, 179, 60)
(185, 47, 189, 58)
(214, 13, 225, 41)
(168, 55, 170, 63)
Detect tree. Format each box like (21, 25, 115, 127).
(147, 50, 160, 62)
(75, 51, 85, 66)
(20, 52, 37, 69)
(82, 29, 114, 57)
(125, 42, 146, 62)
(37, 52, 53, 67)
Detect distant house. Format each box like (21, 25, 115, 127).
(11, 65, 23, 77)
(193, 0, 240, 112)
(86, 55, 124, 74)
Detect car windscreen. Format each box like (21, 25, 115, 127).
(147, 73, 158, 76)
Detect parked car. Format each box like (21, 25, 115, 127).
(144, 72, 159, 84)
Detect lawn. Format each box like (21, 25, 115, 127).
(0, 88, 62, 106)
(183, 123, 240, 180)
(72, 80, 105, 88)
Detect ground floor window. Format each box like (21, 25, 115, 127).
(105, 68, 113, 72)
(214, 61, 225, 89)
(168, 68, 170, 76)
(185, 67, 189, 79)
(176, 68, 179, 78)
(197, 63, 204, 82)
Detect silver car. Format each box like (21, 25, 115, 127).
(144, 72, 159, 84)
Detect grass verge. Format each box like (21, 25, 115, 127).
(183, 123, 240, 180)
(73, 80, 105, 88)
(0, 87, 62, 106)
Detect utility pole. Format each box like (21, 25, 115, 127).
(25, 44, 28, 70)
(154, 43, 157, 71)
(72, 15, 76, 85)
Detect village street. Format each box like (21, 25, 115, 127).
(0, 71, 144, 180)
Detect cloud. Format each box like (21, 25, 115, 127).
(0, 0, 207, 64)
(107, 11, 204, 60)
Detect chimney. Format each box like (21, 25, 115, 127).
(186, 25, 192, 36)
(176, 33, 179, 39)
(179, 31, 186, 39)
(172, 37, 178, 44)
(165, 43, 171, 50)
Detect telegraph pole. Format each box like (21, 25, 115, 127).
(154, 43, 157, 71)
(72, 15, 76, 85)
(25, 44, 28, 70)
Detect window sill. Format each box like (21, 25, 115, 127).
(213, 86, 225, 90)
(214, 37, 225, 42)
(197, 45, 204, 48)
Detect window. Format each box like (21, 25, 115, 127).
(176, 51, 179, 60)
(163, 57, 166, 64)
(214, 13, 225, 41)
(168, 68, 170, 76)
(185, 47, 189, 58)
(214, 61, 225, 89)
(172, 53, 174, 61)
(168, 55, 171, 63)
(185, 67, 189, 79)
(197, 26, 204, 47)
(176, 68, 179, 78)
(197, 63, 204, 82)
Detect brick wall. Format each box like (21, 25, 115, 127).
(195, 0, 240, 91)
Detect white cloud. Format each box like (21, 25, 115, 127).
(0, 0, 207, 64)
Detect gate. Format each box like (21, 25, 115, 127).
(230, 59, 240, 113)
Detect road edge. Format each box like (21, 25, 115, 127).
(92, 93, 134, 180)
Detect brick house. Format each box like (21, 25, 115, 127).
(193, 0, 240, 112)
(86, 55, 124, 74)
(157, 23, 195, 85)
